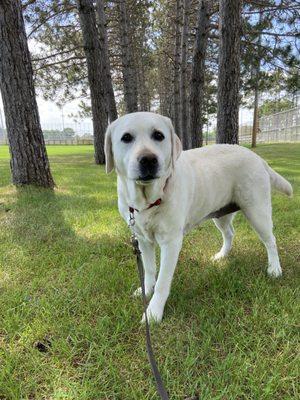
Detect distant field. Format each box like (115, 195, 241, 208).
(0, 143, 299, 399)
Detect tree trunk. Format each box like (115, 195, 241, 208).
(173, 0, 182, 137)
(77, 0, 107, 164)
(251, 9, 262, 148)
(251, 84, 259, 148)
(118, 0, 138, 113)
(95, 0, 118, 122)
(0, 0, 54, 188)
(216, 0, 242, 144)
(138, 59, 150, 111)
(135, 40, 150, 112)
(189, 0, 210, 148)
(180, 0, 191, 150)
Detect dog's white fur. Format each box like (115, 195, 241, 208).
(105, 112, 293, 323)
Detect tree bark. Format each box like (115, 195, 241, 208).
(189, 0, 210, 148)
(251, 9, 263, 148)
(173, 0, 182, 137)
(77, 0, 107, 164)
(117, 0, 138, 113)
(95, 0, 118, 122)
(251, 83, 259, 148)
(138, 59, 150, 111)
(216, 0, 242, 144)
(0, 0, 54, 188)
(180, 0, 191, 150)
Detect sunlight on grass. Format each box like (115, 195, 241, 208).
(0, 144, 299, 399)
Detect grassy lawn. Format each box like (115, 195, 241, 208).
(0, 144, 299, 400)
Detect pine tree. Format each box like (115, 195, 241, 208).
(189, 0, 211, 148)
(216, 0, 242, 144)
(0, 0, 54, 188)
(76, 0, 107, 164)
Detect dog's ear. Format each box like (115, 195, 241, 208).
(104, 125, 114, 173)
(164, 117, 182, 167)
(172, 130, 182, 166)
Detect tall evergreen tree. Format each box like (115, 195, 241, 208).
(117, 0, 138, 113)
(180, 0, 191, 149)
(0, 0, 54, 188)
(96, 0, 118, 122)
(76, 0, 107, 164)
(216, 0, 242, 144)
(189, 0, 211, 148)
(173, 0, 182, 136)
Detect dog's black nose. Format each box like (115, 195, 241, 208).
(140, 155, 158, 167)
(138, 154, 158, 180)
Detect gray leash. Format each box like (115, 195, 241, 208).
(130, 222, 199, 399)
(131, 233, 170, 399)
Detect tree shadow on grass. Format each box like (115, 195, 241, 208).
(169, 241, 299, 323)
(4, 185, 130, 287)
(0, 158, 11, 188)
(0, 186, 143, 399)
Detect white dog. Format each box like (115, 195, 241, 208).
(105, 112, 293, 323)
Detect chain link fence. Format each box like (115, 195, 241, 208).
(0, 120, 94, 145)
(1, 107, 300, 145)
(239, 106, 300, 144)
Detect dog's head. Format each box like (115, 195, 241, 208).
(104, 112, 182, 184)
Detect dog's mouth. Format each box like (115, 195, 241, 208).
(135, 175, 159, 185)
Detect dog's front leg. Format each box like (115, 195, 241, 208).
(143, 235, 183, 323)
(134, 238, 156, 298)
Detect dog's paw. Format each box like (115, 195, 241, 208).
(211, 251, 227, 261)
(132, 287, 153, 299)
(133, 287, 142, 297)
(267, 264, 282, 278)
(141, 304, 163, 324)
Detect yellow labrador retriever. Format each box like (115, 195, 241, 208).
(105, 112, 292, 323)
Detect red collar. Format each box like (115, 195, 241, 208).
(129, 198, 162, 213)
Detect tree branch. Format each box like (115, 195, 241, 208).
(32, 46, 83, 62)
(34, 56, 86, 71)
(210, 23, 219, 30)
(243, 39, 296, 74)
(27, 7, 75, 38)
(253, 30, 299, 37)
(243, 5, 300, 15)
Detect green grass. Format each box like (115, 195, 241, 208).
(0, 144, 299, 400)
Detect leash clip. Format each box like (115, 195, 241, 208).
(129, 207, 140, 255)
(130, 233, 141, 255)
(128, 207, 135, 227)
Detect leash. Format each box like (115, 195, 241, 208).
(131, 234, 170, 399)
(129, 209, 199, 400)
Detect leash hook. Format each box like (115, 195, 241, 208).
(128, 207, 135, 227)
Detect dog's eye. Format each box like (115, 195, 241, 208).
(121, 133, 134, 143)
(152, 130, 165, 141)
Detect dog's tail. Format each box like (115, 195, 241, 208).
(264, 162, 293, 197)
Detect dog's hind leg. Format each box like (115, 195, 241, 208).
(133, 239, 157, 298)
(212, 213, 236, 261)
(242, 205, 282, 277)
